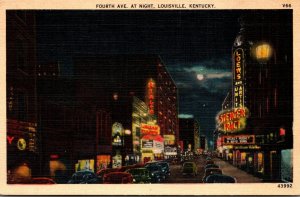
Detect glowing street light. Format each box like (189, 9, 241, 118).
(253, 42, 273, 63)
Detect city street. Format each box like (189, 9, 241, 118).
(164, 156, 262, 183)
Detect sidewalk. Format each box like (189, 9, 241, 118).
(214, 158, 263, 183)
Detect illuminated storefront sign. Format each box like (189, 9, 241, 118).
(232, 145, 261, 150)
(222, 135, 255, 145)
(141, 124, 160, 136)
(233, 48, 245, 108)
(146, 79, 156, 115)
(142, 140, 153, 149)
(216, 107, 249, 133)
(17, 138, 26, 151)
(7, 136, 14, 144)
(7, 119, 37, 152)
(112, 122, 123, 146)
(164, 146, 177, 156)
(75, 160, 95, 172)
(163, 135, 175, 145)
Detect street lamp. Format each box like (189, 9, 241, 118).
(252, 42, 273, 63)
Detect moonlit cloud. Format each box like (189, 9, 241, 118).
(178, 114, 194, 119)
(206, 72, 232, 79)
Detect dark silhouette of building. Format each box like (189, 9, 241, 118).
(179, 118, 199, 152)
(217, 11, 293, 182)
(200, 135, 206, 150)
(6, 11, 39, 180)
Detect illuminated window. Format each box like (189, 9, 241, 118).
(257, 153, 264, 173)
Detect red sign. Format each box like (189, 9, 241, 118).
(216, 107, 249, 132)
(141, 124, 160, 135)
(7, 136, 14, 144)
(280, 128, 286, 136)
(147, 79, 156, 115)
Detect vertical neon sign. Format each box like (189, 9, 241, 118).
(147, 79, 156, 115)
(233, 48, 244, 108)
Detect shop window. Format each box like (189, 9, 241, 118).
(241, 152, 247, 165)
(257, 153, 264, 173)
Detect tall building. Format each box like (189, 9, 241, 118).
(217, 11, 293, 182)
(194, 121, 200, 153)
(200, 135, 206, 150)
(6, 11, 39, 181)
(179, 118, 198, 152)
(73, 55, 179, 162)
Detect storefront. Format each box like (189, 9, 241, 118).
(141, 134, 164, 162)
(7, 119, 38, 182)
(96, 155, 111, 171)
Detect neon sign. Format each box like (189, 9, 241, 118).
(141, 124, 160, 136)
(233, 48, 244, 108)
(216, 107, 249, 133)
(222, 135, 255, 145)
(147, 79, 156, 115)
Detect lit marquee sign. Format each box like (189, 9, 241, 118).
(141, 124, 160, 136)
(233, 48, 245, 108)
(216, 107, 249, 133)
(147, 79, 156, 115)
(222, 135, 255, 145)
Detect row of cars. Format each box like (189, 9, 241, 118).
(202, 157, 237, 183)
(68, 160, 171, 184)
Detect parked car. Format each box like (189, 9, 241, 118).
(97, 168, 120, 183)
(144, 163, 166, 183)
(204, 174, 237, 183)
(103, 172, 133, 184)
(202, 168, 222, 182)
(182, 162, 198, 176)
(205, 164, 219, 169)
(68, 170, 100, 184)
(126, 168, 152, 183)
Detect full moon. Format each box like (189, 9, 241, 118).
(197, 74, 204, 80)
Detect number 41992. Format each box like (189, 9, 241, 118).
(278, 183, 292, 188)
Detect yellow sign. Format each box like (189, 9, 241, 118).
(17, 138, 26, 150)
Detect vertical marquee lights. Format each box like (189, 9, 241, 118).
(233, 48, 245, 108)
(147, 79, 156, 115)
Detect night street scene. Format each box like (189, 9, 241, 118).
(6, 10, 293, 184)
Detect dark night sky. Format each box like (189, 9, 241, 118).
(36, 10, 246, 148)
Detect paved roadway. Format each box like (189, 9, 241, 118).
(164, 155, 262, 183)
(165, 156, 206, 183)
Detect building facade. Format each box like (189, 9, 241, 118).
(6, 11, 39, 182)
(73, 55, 179, 162)
(216, 11, 293, 182)
(179, 118, 198, 152)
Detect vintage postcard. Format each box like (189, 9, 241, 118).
(0, 0, 299, 195)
